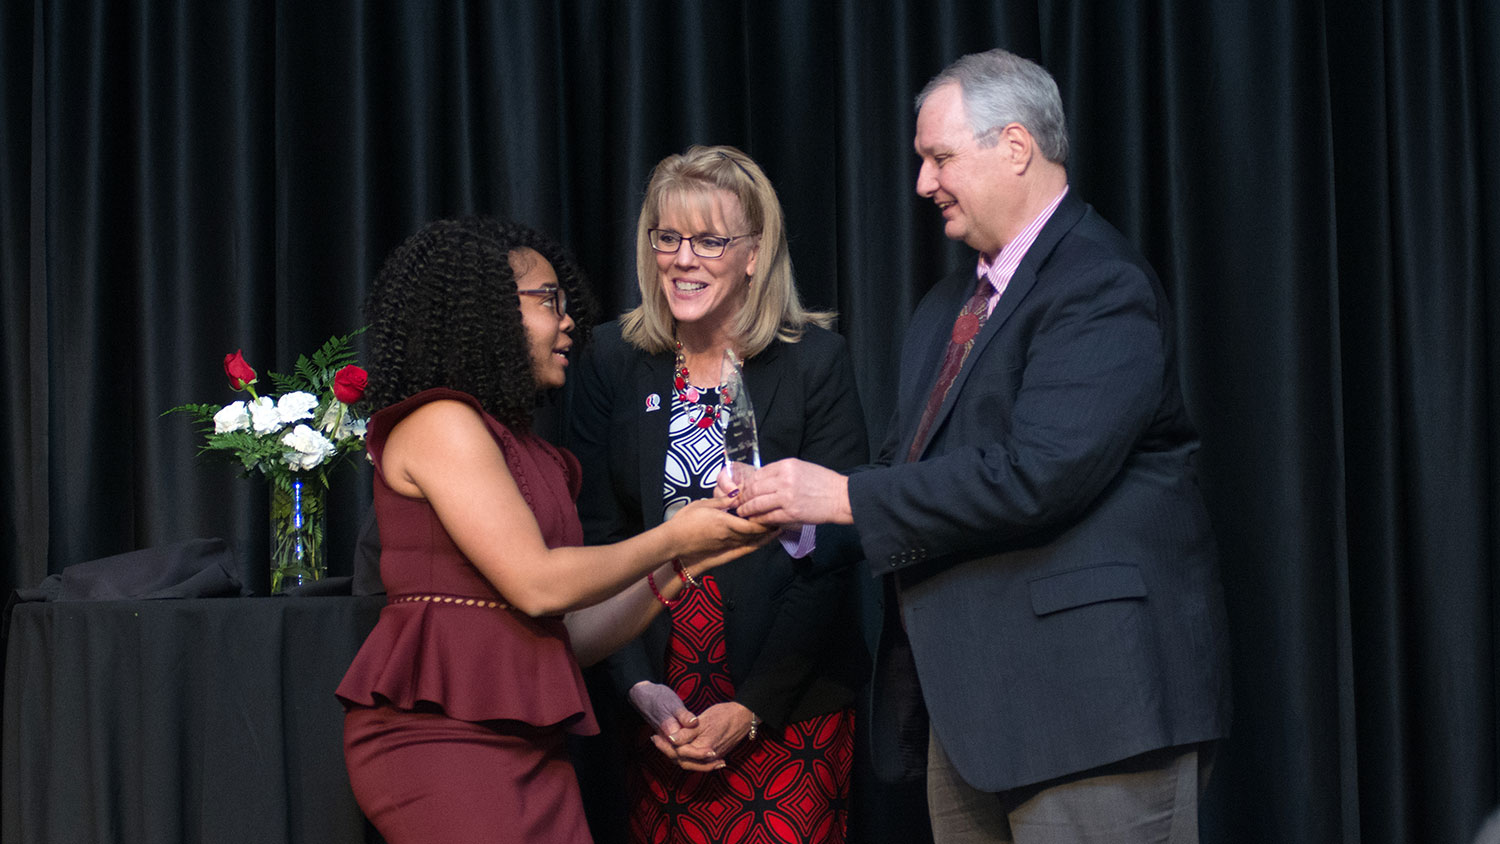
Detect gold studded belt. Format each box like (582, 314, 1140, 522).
(390, 593, 509, 610)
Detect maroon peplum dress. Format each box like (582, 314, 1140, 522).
(336, 388, 598, 844)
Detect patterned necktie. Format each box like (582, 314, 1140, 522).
(906, 277, 994, 462)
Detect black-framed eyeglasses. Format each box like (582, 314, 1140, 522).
(648, 228, 759, 260)
(518, 286, 567, 317)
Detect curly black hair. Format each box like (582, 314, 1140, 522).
(363, 216, 594, 431)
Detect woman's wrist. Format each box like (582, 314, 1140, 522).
(646, 558, 697, 608)
(673, 557, 702, 589)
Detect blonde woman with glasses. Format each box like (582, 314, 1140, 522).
(569, 146, 870, 844)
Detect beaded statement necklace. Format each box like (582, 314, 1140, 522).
(672, 340, 733, 430)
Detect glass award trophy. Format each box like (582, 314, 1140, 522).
(720, 349, 760, 490)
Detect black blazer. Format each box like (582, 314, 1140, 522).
(567, 321, 871, 728)
(849, 191, 1231, 791)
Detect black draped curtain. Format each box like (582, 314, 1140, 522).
(3, 1, 1497, 842)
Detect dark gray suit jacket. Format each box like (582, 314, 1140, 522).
(849, 191, 1231, 792)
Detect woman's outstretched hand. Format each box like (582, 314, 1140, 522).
(669, 498, 774, 572)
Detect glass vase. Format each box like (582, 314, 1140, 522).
(269, 476, 327, 594)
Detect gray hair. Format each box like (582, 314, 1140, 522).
(916, 49, 1069, 165)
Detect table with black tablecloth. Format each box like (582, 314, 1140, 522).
(2, 596, 385, 844)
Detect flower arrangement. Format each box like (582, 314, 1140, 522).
(169, 330, 369, 481)
(167, 329, 369, 592)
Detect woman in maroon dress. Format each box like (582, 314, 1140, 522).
(336, 217, 770, 844)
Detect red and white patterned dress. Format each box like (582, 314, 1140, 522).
(625, 387, 854, 844)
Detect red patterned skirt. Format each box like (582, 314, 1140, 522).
(627, 575, 854, 844)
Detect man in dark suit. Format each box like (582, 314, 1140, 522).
(735, 48, 1230, 842)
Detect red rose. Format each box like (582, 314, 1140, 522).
(333, 365, 368, 404)
(224, 350, 257, 391)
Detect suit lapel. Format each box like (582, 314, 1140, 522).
(907, 193, 1089, 461)
(742, 341, 783, 447)
(636, 353, 674, 528)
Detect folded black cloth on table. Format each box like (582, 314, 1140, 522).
(13, 537, 248, 602)
(2, 538, 249, 681)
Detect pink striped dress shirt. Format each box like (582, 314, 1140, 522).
(975, 185, 1070, 313)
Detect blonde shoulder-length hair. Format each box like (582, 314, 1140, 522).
(619, 144, 833, 358)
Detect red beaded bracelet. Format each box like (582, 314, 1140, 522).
(647, 559, 695, 609)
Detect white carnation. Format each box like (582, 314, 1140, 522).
(276, 391, 319, 424)
(248, 396, 283, 433)
(280, 424, 337, 470)
(213, 401, 250, 433)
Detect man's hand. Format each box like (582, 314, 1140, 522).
(715, 465, 813, 555)
(733, 458, 854, 526)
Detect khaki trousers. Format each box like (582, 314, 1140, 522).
(926, 728, 1211, 844)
